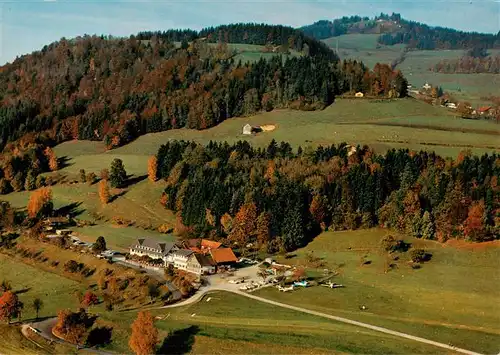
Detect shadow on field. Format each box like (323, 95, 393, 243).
(14, 287, 31, 295)
(157, 325, 200, 355)
(123, 174, 148, 188)
(86, 326, 113, 348)
(57, 156, 73, 169)
(109, 190, 127, 203)
(54, 202, 85, 218)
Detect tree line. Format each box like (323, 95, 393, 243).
(0, 24, 407, 153)
(432, 55, 500, 74)
(377, 14, 500, 50)
(153, 140, 499, 252)
(138, 23, 336, 59)
(301, 12, 500, 50)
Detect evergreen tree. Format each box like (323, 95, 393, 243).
(24, 170, 37, 191)
(109, 159, 127, 188)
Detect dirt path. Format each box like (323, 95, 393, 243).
(163, 287, 483, 355)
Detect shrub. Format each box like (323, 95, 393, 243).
(64, 260, 83, 273)
(410, 248, 431, 263)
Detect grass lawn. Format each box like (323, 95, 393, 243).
(0, 325, 50, 355)
(322, 35, 499, 106)
(100, 291, 451, 354)
(111, 99, 499, 158)
(0, 254, 82, 320)
(253, 228, 500, 354)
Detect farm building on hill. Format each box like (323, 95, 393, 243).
(242, 124, 263, 135)
(242, 124, 253, 135)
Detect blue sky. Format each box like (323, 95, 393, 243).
(0, 0, 498, 64)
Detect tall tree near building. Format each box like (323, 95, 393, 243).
(27, 187, 53, 219)
(229, 202, 257, 245)
(129, 311, 158, 355)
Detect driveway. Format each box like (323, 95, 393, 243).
(22, 318, 113, 355)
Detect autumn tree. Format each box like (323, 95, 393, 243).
(99, 180, 110, 204)
(0, 291, 23, 323)
(92, 236, 107, 254)
(100, 169, 110, 181)
(27, 187, 53, 219)
(255, 212, 271, 247)
(220, 213, 233, 235)
(129, 311, 158, 355)
(147, 156, 158, 182)
(86, 172, 97, 185)
(53, 309, 91, 345)
(110, 158, 127, 188)
(81, 291, 99, 309)
(309, 195, 327, 229)
(44, 147, 58, 171)
(229, 202, 257, 245)
(463, 200, 488, 241)
(32, 298, 43, 319)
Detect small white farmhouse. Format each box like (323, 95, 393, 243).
(242, 124, 253, 135)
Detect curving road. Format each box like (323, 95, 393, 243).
(163, 287, 483, 355)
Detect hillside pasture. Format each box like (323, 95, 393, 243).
(112, 99, 499, 157)
(0, 254, 82, 320)
(102, 291, 451, 354)
(323, 36, 500, 106)
(255, 229, 500, 354)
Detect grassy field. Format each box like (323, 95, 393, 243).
(254, 228, 500, 354)
(323, 34, 500, 106)
(100, 291, 451, 354)
(111, 99, 499, 158)
(0, 254, 82, 320)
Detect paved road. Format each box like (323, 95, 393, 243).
(23, 318, 113, 355)
(163, 287, 483, 355)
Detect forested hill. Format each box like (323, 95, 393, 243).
(137, 23, 336, 60)
(0, 23, 407, 152)
(301, 13, 500, 50)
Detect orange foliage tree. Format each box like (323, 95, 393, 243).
(0, 291, 23, 323)
(463, 200, 487, 241)
(99, 180, 110, 204)
(147, 156, 158, 182)
(229, 202, 257, 245)
(53, 309, 90, 345)
(27, 187, 53, 219)
(44, 147, 58, 171)
(129, 311, 158, 355)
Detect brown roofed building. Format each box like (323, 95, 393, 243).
(210, 248, 238, 266)
(185, 238, 222, 254)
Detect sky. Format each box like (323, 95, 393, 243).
(0, 0, 498, 64)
